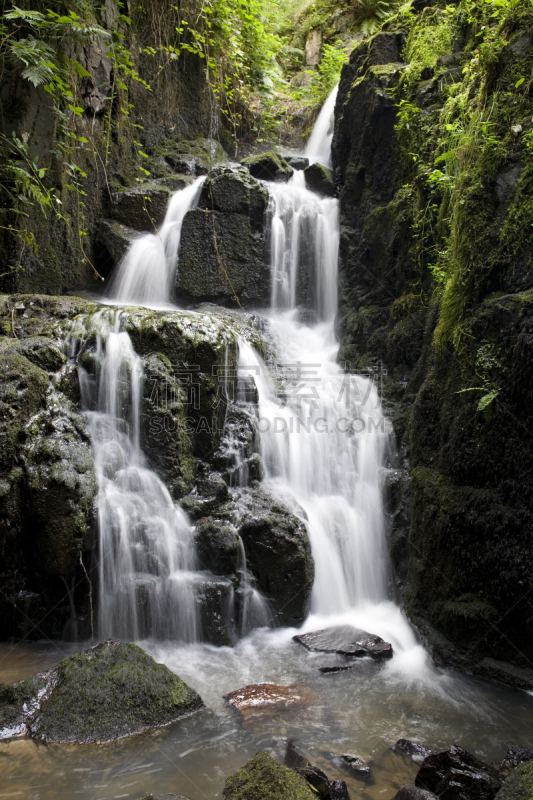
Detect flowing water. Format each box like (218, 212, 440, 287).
(2, 93, 533, 800)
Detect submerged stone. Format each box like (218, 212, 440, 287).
(391, 788, 438, 800)
(0, 640, 204, 744)
(393, 739, 434, 763)
(223, 751, 317, 800)
(224, 683, 314, 717)
(294, 625, 393, 659)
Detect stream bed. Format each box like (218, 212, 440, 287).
(2, 614, 533, 800)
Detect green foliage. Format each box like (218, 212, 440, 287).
(357, 0, 404, 37)
(404, 6, 454, 85)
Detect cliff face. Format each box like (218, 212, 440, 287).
(0, 0, 213, 296)
(333, 1, 533, 688)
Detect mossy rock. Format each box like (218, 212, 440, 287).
(241, 151, 293, 182)
(496, 763, 533, 800)
(223, 751, 317, 800)
(0, 640, 204, 744)
(304, 162, 336, 197)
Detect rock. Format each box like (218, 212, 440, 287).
(286, 156, 309, 170)
(294, 625, 393, 659)
(111, 183, 172, 231)
(155, 137, 228, 176)
(142, 795, 191, 800)
(285, 741, 332, 797)
(415, 745, 502, 799)
(224, 683, 315, 719)
(196, 576, 235, 646)
(241, 151, 293, 182)
(140, 352, 195, 498)
(212, 403, 261, 486)
(502, 746, 533, 768)
(393, 739, 434, 763)
(326, 752, 372, 780)
(200, 168, 268, 225)
(223, 751, 317, 800)
(176, 208, 270, 308)
(496, 762, 533, 800)
(0, 640, 203, 743)
(237, 487, 314, 626)
(328, 781, 350, 800)
(194, 517, 241, 575)
(304, 163, 336, 197)
(391, 787, 438, 800)
(98, 219, 140, 267)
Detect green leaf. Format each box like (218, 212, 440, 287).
(515, 77, 525, 88)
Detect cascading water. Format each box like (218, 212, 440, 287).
(304, 85, 338, 168)
(70, 311, 200, 642)
(106, 176, 205, 306)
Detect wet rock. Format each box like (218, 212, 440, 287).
(393, 739, 434, 763)
(391, 787, 438, 800)
(329, 781, 350, 800)
(285, 741, 332, 797)
(176, 208, 270, 308)
(194, 517, 241, 575)
(224, 683, 315, 720)
(142, 795, 192, 800)
(98, 219, 140, 267)
(237, 487, 314, 626)
(327, 752, 372, 780)
(241, 151, 294, 182)
(502, 745, 533, 768)
(0, 640, 204, 743)
(200, 169, 268, 226)
(286, 156, 309, 170)
(111, 184, 172, 231)
(212, 403, 261, 486)
(223, 751, 316, 800)
(496, 762, 533, 800)
(155, 137, 228, 176)
(294, 625, 393, 659)
(197, 576, 234, 646)
(304, 163, 336, 197)
(415, 745, 502, 800)
(140, 352, 195, 498)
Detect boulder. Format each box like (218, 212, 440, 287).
(0, 640, 203, 743)
(415, 746, 502, 800)
(212, 403, 262, 486)
(391, 788, 438, 800)
(224, 683, 315, 720)
(200, 168, 268, 226)
(197, 576, 235, 646)
(241, 151, 293, 182)
(393, 739, 434, 763)
(285, 156, 309, 171)
(98, 219, 140, 267)
(502, 746, 533, 768)
(194, 517, 241, 575)
(304, 162, 336, 197)
(285, 741, 353, 798)
(223, 751, 317, 800)
(155, 137, 228, 176)
(237, 488, 314, 626)
(294, 625, 393, 659)
(111, 183, 172, 231)
(496, 762, 533, 800)
(325, 752, 372, 781)
(176, 208, 270, 308)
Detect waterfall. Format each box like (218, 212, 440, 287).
(71, 311, 200, 642)
(304, 85, 338, 168)
(106, 176, 205, 306)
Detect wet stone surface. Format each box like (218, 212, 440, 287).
(294, 625, 393, 660)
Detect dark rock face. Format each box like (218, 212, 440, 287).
(0, 640, 203, 743)
(237, 488, 314, 626)
(332, 13, 533, 687)
(111, 184, 172, 231)
(223, 751, 317, 800)
(502, 746, 533, 769)
(415, 746, 502, 800)
(286, 156, 309, 171)
(304, 163, 336, 197)
(194, 517, 241, 575)
(241, 151, 294, 182)
(176, 205, 269, 308)
(294, 625, 393, 659)
(97, 219, 140, 274)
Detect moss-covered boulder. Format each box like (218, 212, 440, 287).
(223, 751, 317, 800)
(496, 763, 533, 800)
(200, 168, 268, 224)
(241, 151, 293, 182)
(0, 640, 204, 744)
(237, 488, 314, 626)
(304, 162, 336, 197)
(194, 517, 241, 575)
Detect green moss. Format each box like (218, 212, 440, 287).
(496, 763, 533, 800)
(404, 7, 455, 85)
(223, 752, 317, 800)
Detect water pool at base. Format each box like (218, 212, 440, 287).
(2, 616, 533, 800)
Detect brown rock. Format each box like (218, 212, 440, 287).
(223, 683, 314, 719)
